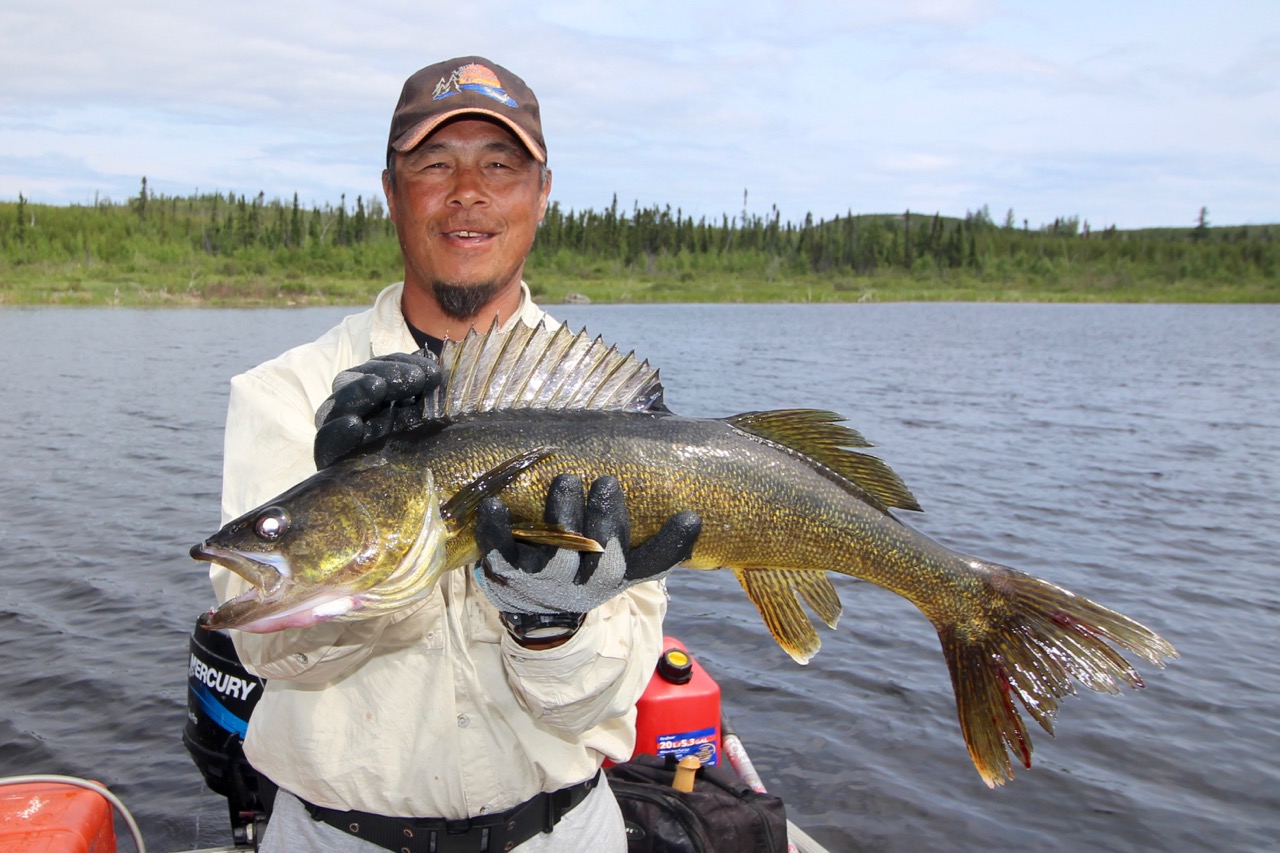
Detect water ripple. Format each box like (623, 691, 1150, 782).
(0, 303, 1276, 851)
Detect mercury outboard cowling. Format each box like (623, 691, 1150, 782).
(183, 617, 267, 848)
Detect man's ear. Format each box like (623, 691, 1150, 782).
(382, 168, 397, 224)
(537, 168, 553, 224)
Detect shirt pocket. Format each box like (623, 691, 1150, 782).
(464, 566, 505, 645)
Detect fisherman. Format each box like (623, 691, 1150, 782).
(209, 56, 701, 852)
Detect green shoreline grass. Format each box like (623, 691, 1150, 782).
(1, 265, 1273, 307)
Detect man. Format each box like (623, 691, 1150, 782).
(210, 56, 699, 852)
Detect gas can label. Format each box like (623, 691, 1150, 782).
(656, 726, 719, 766)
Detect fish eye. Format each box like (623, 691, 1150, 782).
(254, 507, 290, 541)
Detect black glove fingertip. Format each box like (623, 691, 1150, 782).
(544, 475, 586, 530)
(624, 511, 702, 582)
(475, 497, 520, 564)
(385, 364, 426, 399)
(314, 414, 366, 469)
(378, 353, 443, 399)
(415, 358, 443, 396)
(585, 476, 629, 548)
(328, 373, 388, 421)
(363, 405, 395, 444)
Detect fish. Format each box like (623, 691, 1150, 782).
(192, 320, 1177, 786)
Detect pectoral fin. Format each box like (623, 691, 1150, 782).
(440, 447, 558, 533)
(511, 524, 605, 553)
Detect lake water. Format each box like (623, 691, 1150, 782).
(0, 302, 1277, 852)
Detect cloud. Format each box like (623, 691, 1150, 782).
(0, 0, 1276, 228)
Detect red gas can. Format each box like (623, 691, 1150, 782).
(632, 636, 722, 766)
(0, 781, 117, 853)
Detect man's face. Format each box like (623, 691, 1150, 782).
(383, 117, 552, 320)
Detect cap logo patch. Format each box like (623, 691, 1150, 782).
(432, 63, 519, 108)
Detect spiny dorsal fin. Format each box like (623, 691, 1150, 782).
(726, 409, 922, 515)
(428, 320, 663, 419)
(732, 567, 846, 664)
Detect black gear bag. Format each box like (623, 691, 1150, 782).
(605, 753, 789, 853)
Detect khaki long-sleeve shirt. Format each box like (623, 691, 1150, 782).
(209, 281, 667, 818)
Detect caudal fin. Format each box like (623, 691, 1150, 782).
(936, 562, 1177, 787)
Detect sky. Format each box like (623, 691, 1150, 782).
(1, 0, 1277, 230)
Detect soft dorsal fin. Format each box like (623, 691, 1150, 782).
(726, 409, 922, 515)
(427, 320, 663, 419)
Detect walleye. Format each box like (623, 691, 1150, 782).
(193, 321, 1176, 786)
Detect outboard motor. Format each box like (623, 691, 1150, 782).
(183, 617, 267, 848)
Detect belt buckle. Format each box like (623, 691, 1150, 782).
(542, 788, 558, 834)
(443, 816, 473, 836)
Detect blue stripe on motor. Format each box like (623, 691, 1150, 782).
(190, 682, 249, 738)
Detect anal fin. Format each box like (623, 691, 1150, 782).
(732, 568, 845, 664)
(783, 568, 843, 630)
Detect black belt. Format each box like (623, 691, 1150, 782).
(301, 771, 601, 853)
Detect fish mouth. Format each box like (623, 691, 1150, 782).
(191, 542, 358, 633)
(190, 542, 286, 591)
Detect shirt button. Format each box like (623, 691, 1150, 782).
(457, 714, 470, 728)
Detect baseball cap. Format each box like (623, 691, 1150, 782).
(387, 57, 546, 163)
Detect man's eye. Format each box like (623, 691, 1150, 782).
(405, 157, 446, 170)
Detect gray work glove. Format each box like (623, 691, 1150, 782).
(313, 351, 442, 469)
(474, 475, 701, 615)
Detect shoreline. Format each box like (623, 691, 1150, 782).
(1, 271, 1275, 307)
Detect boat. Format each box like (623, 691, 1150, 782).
(0, 625, 831, 853)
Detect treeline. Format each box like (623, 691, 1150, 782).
(1, 180, 1277, 303)
(533, 197, 1278, 285)
(3, 179, 399, 273)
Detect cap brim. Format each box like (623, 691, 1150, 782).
(391, 108, 546, 163)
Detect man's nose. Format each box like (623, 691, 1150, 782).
(447, 166, 488, 206)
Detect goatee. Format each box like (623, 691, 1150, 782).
(431, 279, 505, 321)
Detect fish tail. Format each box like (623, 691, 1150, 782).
(935, 560, 1177, 787)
